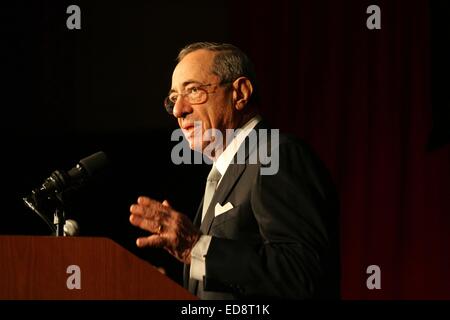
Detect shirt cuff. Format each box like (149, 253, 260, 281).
(189, 235, 212, 281)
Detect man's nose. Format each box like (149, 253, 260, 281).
(172, 97, 193, 119)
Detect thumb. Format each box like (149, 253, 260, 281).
(137, 235, 165, 248)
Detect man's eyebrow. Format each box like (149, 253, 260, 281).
(169, 80, 203, 94)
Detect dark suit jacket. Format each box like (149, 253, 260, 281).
(184, 122, 340, 299)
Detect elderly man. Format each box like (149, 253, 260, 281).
(129, 42, 339, 299)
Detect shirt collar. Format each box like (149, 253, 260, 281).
(215, 115, 262, 178)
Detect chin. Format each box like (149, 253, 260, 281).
(185, 127, 206, 152)
(186, 137, 203, 153)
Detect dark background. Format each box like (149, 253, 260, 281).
(1, 0, 449, 299)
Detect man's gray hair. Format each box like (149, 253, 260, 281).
(177, 42, 260, 104)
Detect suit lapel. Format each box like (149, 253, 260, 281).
(190, 164, 246, 295)
(198, 122, 271, 234)
(200, 162, 246, 234)
(186, 120, 271, 295)
(197, 121, 271, 234)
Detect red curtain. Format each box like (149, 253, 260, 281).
(230, 0, 450, 299)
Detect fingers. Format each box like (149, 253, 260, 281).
(137, 196, 159, 206)
(129, 214, 162, 233)
(129, 204, 146, 216)
(129, 197, 173, 234)
(130, 203, 165, 219)
(131, 198, 170, 220)
(136, 235, 166, 248)
(130, 196, 201, 264)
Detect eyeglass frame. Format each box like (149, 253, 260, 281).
(163, 81, 232, 115)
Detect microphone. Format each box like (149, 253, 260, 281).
(36, 151, 108, 197)
(23, 151, 108, 236)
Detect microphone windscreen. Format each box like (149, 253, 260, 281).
(64, 219, 80, 236)
(79, 151, 108, 177)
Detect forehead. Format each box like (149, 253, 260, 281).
(171, 49, 219, 89)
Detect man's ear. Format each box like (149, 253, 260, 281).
(232, 77, 253, 111)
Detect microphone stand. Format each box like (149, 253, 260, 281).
(23, 188, 66, 237)
(52, 194, 66, 237)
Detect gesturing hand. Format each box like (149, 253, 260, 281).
(129, 196, 201, 264)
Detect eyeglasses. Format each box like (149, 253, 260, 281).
(163, 82, 230, 115)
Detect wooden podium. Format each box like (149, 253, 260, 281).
(0, 236, 196, 300)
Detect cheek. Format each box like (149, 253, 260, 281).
(196, 108, 213, 129)
(208, 104, 227, 128)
